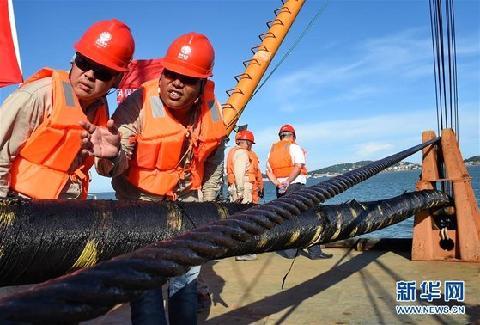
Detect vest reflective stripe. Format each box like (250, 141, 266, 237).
(10, 68, 108, 199)
(126, 79, 227, 197)
(62, 81, 75, 107)
(268, 139, 308, 178)
(150, 96, 165, 118)
(226, 147, 262, 203)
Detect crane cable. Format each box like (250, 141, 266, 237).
(428, 0, 459, 141)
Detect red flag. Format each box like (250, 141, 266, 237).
(0, 0, 22, 87)
(117, 58, 164, 103)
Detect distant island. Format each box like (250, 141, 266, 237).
(465, 155, 480, 165)
(261, 155, 479, 179)
(308, 161, 420, 178)
(308, 155, 479, 178)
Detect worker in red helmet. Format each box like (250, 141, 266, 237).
(266, 124, 307, 197)
(0, 19, 134, 199)
(227, 129, 263, 204)
(226, 128, 264, 261)
(83, 32, 227, 324)
(267, 124, 333, 260)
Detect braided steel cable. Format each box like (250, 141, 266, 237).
(242, 190, 450, 252)
(0, 139, 439, 323)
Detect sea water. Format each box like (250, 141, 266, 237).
(92, 166, 480, 238)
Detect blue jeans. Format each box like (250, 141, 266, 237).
(131, 266, 200, 325)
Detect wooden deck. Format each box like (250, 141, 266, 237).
(78, 247, 480, 324)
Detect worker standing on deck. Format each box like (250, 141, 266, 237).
(266, 124, 332, 260)
(226, 129, 264, 261)
(83, 33, 226, 325)
(0, 19, 134, 199)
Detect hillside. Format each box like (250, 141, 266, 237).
(308, 161, 420, 177)
(309, 161, 372, 175)
(262, 156, 479, 179)
(465, 156, 480, 164)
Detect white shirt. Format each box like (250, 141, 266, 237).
(266, 142, 307, 184)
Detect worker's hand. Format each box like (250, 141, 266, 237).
(278, 181, 289, 194)
(80, 119, 120, 158)
(258, 188, 265, 199)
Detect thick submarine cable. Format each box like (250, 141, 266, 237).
(0, 190, 450, 322)
(243, 190, 450, 253)
(0, 139, 442, 322)
(0, 137, 439, 285)
(0, 201, 249, 286)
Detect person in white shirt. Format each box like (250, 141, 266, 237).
(267, 124, 332, 260)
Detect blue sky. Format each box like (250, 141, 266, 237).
(1, 0, 478, 193)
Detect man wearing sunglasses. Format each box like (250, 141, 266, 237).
(0, 19, 134, 199)
(84, 32, 227, 324)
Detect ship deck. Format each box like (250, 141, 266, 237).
(78, 245, 480, 324)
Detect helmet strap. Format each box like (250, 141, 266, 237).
(193, 79, 207, 106)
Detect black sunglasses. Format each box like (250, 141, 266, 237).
(162, 69, 200, 85)
(74, 53, 118, 82)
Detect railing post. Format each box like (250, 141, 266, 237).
(412, 129, 480, 262)
(441, 128, 480, 261)
(412, 131, 449, 260)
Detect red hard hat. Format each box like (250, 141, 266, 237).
(279, 124, 295, 135)
(74, 19, 135, 72)
(161, 32, 214, 78)
(236, 130, 255, 144)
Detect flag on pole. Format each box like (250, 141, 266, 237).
(0, 0, 22, 87)
(117, 58, 163, 103)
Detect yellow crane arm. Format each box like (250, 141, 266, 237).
(222, 0, 306, 135)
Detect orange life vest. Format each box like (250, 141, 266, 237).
(126, 79, 227, 197)
(9, 68, 109, 199)
(226, 147, 263, 203)
(268, 139, 308, 178)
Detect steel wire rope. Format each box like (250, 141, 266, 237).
(436, 0, 447, 129)
(0, 138, 440, 323)
(428, 0, 461, 197)
(448, 0, 460, 140)
(436, 0, 449, 129)
(446, 0, 454, 130)
(429, 0, 443, 132)
(429, 0, 460, 138)
(430, 0, 447, 193)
